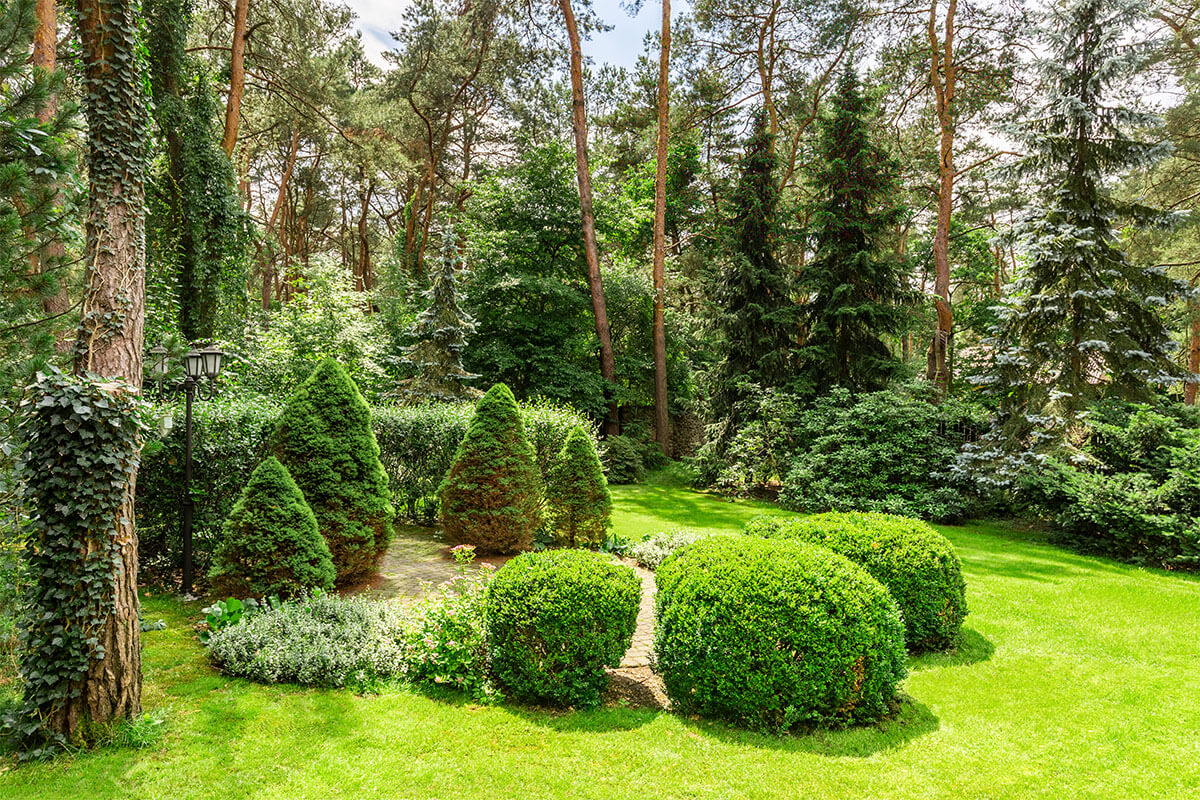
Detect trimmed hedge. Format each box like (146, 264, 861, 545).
(207, 457, 335, 599)
(654, 536, 906, 731)
(486, 550, 640, 708)
(745, 512, 967, 651)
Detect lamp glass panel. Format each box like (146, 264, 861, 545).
(183, 350, 204, 379)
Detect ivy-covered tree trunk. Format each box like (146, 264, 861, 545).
(72, 0, 148, 734)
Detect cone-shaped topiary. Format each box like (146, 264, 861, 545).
(438, 383, 543, 553)
(208, 457, 336, 598)
(272, 358, 395, 582)
(546, 426, 611, 547)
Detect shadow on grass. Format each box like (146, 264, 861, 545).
(908, 627, 995, 672)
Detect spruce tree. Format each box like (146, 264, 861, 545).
(438, 383, 543, 554)
(546, 426, 611, 547)
(398, 225, 482, 403)
(967, 0, 1192, 473)
(707, 110, 797, 446)
(208, 457, 336, 598)
(272, 358, 395, 582)
(797, 69, 915, 394)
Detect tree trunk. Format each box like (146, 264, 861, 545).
(652, 0, 671, 455)
(559, 0, 619, 436)
(222, 0, 249, 156)
(263, 128, 299, 309)
(924, 0, 956, 394)
(71, 0, 146, 736)
(1188, 285, 1200, 405)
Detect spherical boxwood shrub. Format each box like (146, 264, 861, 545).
(208, 457, 336, 599)
(654, 536, 906, 731)
(747, 512, 967, 652)
(486, 550, 640, 708)
(439, 383, 544, 553)
(546, 426, 612, 547)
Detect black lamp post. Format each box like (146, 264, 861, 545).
(150, 344, 225, 596)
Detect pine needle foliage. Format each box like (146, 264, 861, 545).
(797, 68, 916, 394)
(398, 226, 481, 403)
(208, 456, 336, 599)
(546, 426, 612, 547)
(966, 0, 1193, 475)
(272, 359, 395, 582)
(438, 383, 543, 554)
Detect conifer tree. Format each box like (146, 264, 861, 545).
(398, 226, 481, 403)
(797, 69, 916, 394)
(439, 383, 543, 554)
(208, 457, 336, 598)
(707, 111, 797, 447)
(966, 0, 1192, 473)
(546, 426, 611, 547)
(272, 358, 395, 581)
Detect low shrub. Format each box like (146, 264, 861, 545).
(546, 427, 612, 547)
(654, 536, 906, 731)
(746, 512, 968, 651)
(207, 457, 336, 599)
(205, 593, 405, 688)
(486, 550, 639, 708)
(601, 435, 646, 484)
(629, 529, 733, 570)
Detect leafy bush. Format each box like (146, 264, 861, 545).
(746, 512, 968, 651)
(272, 359, 395, 582)
(601, 434, 646, 484)
(546, 427, 612, 547)
(200, 596, 277, 642)
(629, 528, 734, 570)
(205, 593, 405, 688)
(439, 384, 544, 554)
(207, 457, 336, 599)
(654, 536, 906, 731)
(486, 550, 640, 708)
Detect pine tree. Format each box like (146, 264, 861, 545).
(707, 110, 797, 447)
(797, 69, 915, 394)
(398, 225, 481, 403)
(272, 358, 395, 582)
(208, 457, 336, 598)
(966, 0, 1192, 473)
(438, 383, 543, 554)
(546, 426, 611, 547)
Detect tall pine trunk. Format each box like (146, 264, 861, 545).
(559, 0, 618, 435)
(222, 0, 249, 156)
(72, 0, 147, 733)
(652, 0, 671, 454)
(925, 0, 957, 393)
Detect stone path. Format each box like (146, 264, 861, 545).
(618, 562, 656, 668)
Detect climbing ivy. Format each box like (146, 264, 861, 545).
(5, 369, 148, 757)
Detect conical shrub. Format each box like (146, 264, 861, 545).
(272, 358, 395, 582)
(438, 383, 543, 553)
(546, 426, 611, 547)
(208, 457, 336, 598)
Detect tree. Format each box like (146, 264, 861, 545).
(208, 456, 336, 598)
(398, 225, 482, 403)
(272, 358, 395, 581)
(652, 0, 672, 454)
(438, 383, 543, 554)
(546, 426, 612, 547)
(968, 0, 1191, 469)
(796, 68, 915, 393)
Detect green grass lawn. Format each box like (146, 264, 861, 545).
(2, 480, 1199, 799)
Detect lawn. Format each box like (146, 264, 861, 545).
(1, 482, 1198, 799)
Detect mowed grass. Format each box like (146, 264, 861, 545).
(1, 480, 1199, 799)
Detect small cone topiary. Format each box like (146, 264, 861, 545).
(546, 426, 611, 547)
(438, 383, 543, 553)
(208, 457, 336, 598)
(272, 358, 395, 582)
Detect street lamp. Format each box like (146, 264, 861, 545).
(149, 343, 225, 596)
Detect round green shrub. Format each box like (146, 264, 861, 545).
(546, 426, 612, 547)
(208, 457, 336, 598)
(747, 512, 967, 652)
(272, 358, 395, 583)
(486, 550, 640, 708)
(654, 536, 906, 731)
(439, 383, 543, 553)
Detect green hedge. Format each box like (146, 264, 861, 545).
(745, 512, 967, 651)
(486, 550, 639, 708)
(654, 536, 906, 731)
(137, 397, 595, 580)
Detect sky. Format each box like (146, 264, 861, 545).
(346, 0, 663, 71)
